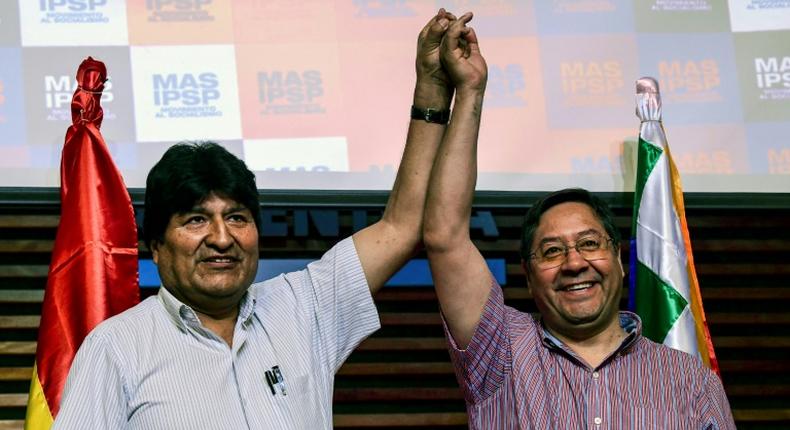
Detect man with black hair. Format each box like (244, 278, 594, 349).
(54, 9, 461, 429)
(422, 15, 736, 430)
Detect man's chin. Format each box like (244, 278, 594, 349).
(196, 282, 250, 299)
(564, 314, 600, 326)
(556, 309, 610, 330)
(560, 303, 604, 322)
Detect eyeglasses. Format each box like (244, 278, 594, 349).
(529, 233, 615, 270)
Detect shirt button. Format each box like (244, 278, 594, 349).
(594, 417, 602, 425)
(592, 371, 599, 379)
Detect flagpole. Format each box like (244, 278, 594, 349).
(25, 57, 140, 429)
(631, 77, 719, 375)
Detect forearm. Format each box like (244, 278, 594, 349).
(423, 10, 490, 348)
(423, 90, 484, 251)
(424, 87, 489, 348)
(353, 81, 452, 293)
(352, 9, 457, 293)
(380, 80, 452, 238)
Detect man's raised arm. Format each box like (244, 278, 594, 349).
(423, 13, 490, 349)
(352, 9, 456, 293)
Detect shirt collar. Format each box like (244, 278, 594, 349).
(157, 287, 257, 332)
(616, 310, 641, 352)
(541, 311, 643, 356)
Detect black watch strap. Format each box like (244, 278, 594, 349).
(411, 105, 450, 124)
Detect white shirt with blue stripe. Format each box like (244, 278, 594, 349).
(54, 237, 380, 430)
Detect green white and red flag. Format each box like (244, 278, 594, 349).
(629, 77, 719, 375)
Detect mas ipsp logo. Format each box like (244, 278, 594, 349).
(146, 0, 214, 22)
(38, 0, 109, 23)
(131, 45, 240, 141)
(754, 56, 790, 100)
(44, 75, 114, 121)
(560, 61, 623, 104)
(258, 70, 325, 115)
(353, 0, 416, 17)
(488, 64, 526, 108)
(659, 59, 722, 102)
(153, 72, 221, 118)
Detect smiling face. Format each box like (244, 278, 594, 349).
(525, 202, 623, 340)
(152, 193, 259, 316)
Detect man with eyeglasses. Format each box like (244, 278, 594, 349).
(426, 188, 736, 428)
(422, 25, 736, 427)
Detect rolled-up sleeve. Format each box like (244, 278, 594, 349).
(304, 237, 381, 373)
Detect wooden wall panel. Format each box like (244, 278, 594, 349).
(0, 191, 788, 429)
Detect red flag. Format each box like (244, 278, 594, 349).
(25, 57, 139, 428)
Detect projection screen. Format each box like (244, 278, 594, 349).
(0, 0, 788, 192)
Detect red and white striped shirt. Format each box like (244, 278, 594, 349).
(445, 282, 735, 429)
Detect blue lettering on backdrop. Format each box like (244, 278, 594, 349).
(153, 73, 219, 106)
(40, 0, 107, 12)
(38, 0, 110, 23)
(257, 209, 497, 238)
(257, 70, 324, 112)
(139, 258, 507, 288)
(488, 64, 527, 107)
(136, 208, 503, 286)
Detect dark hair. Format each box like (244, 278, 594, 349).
(143, 142, 260, 248)
(519, 188, 620, 266)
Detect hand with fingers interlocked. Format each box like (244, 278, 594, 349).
(415, 8, 457, 101)
(440, 12, 488, 97)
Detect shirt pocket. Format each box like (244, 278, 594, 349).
(283, 370, 327, 428)
(284, 372, 310, 399)
(614, 382, 693, 429)
(618, 402, 690, 429)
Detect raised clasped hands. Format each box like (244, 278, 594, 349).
(415, 8, 457, 108)
(439, 12, 487, 97)
(413, 9, 487, 108)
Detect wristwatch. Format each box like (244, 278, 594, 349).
(411, 105, 450, 124)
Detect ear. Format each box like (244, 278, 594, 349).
(151, 240, 161, 265)
(616, 247, 625, 278)
(520, 259, 532, 293)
